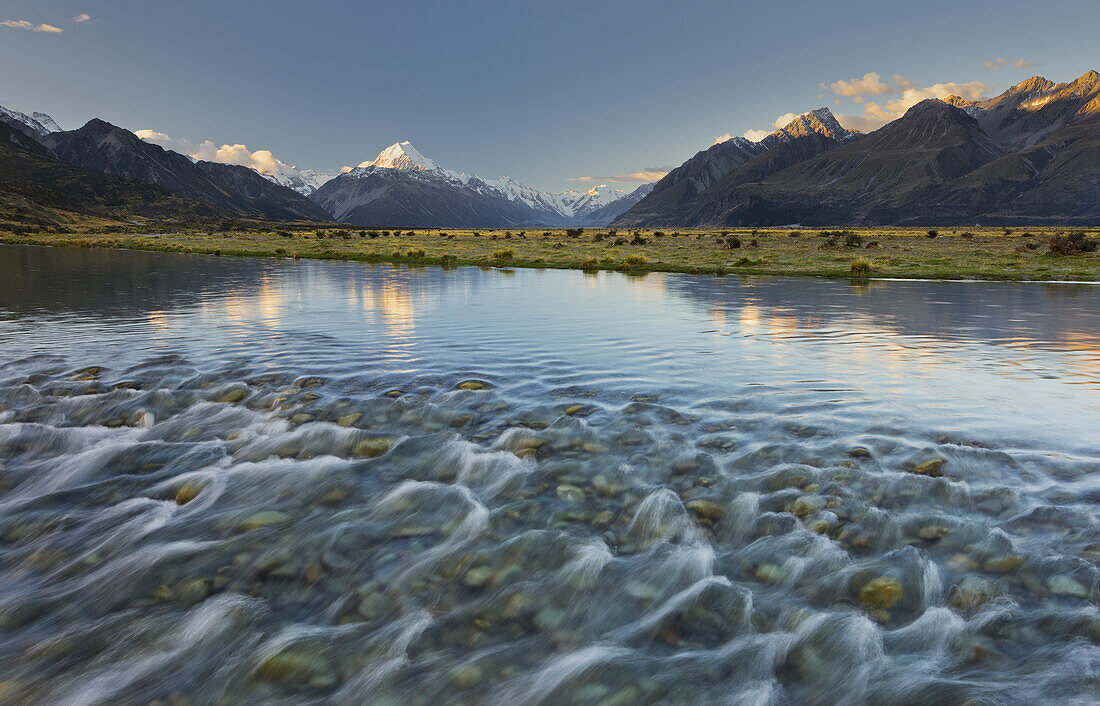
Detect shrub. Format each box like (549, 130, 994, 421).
(407, 248, 426, 258)
(926, 230, 939, 238)
(613, 237, 627, 246)
(844, 233, 864, 247)
(492, 249, 515, 261)
(631, 234, 648, 245)
(367, 231, 380, 238)
(1049, 231, 1098, 256)
(850, 257, 874, 276)
(1004, 228, 1013, 235)
(565, 228, 584, 238)
(623, 254, 648, 268)
(592, 233, 605, 242)
(724, 236, 741, 249)
(581, 257, 600, 271)
(960, 231, 974, 239)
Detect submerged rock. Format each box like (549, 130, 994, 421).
(449, 663, 483, 689)
(457, 381, 486, 391)
(257, 648, 338, 690)
(686, 499, 723, 522)
(175, 480, 204, 506)
(1047, 575, 1089, 598)
(556, 484, 586, 504)
(859, 577, 903, 609)
(912, 459, 944, 477)
(239, 511, 290, 531)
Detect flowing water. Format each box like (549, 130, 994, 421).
(1, 244, 1099, 705)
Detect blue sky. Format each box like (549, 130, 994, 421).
(1, 0, 1098, 191)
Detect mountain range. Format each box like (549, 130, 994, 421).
(311, 141, 652, 228)
(615, 71, 1100, 226)
(2, 70, 1098, 229)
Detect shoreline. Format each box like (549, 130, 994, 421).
(2, 226, 1099, 282)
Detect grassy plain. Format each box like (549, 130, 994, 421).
(2, 225, 1099, 281)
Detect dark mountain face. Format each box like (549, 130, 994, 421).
(616, 139, 764, 226)
(310, 168, 545, 228)
(43, 120, 330, 221)
(0, 122, 219, 225)
(616, 72, 1100, 226)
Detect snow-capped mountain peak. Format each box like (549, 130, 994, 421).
(361, 141, 438, 171)
(0, 104, 62, 137)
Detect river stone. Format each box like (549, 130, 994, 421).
(239, 511, 290, 531)
(791, 495, 826, 518)
(848, 447, 871, 458)
(534, 606, 565, 631)
(176, 480, 204, 506)
(591, 510, 615, 528)
(463, 566, 493, 588)
(918, 525, 949, 540)
(218, 388, 248, 403)
(983, 555, 1024, 573)
(353, 437, 393, 458)
(949, 576, 993, 610)
(564, 404, 584, 415)
(358, 592, 389, 619)
(449, 663, 483, 689)
(556, 484, 586, 503)
(337, 412, 362, 427)
(257, 648, 338, 689)
(1047, 575, 1089, 598)
(624, 580, 659, 601)
(859, 577, 903, 609)
(686, 499, 723, 521)
(457, 381, 486, 391)
(592, 474, 627, 496)
(912, 459, 944, 477)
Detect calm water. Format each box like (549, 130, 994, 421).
(1, 244, 1098, 705)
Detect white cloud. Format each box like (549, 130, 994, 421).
(985, 58, 1007, 70)
(741, 129, 771, 142)
(830, 72, 893, 97)
(837, 79, 992, 131)
(73, 13, 91, 23)
(771, 113, 800, 129)
(1, 19, 64, 33)
(1014, 59, 1040, 69)
(136, 129, 299, 178)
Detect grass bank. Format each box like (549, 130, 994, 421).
(2, 226, 1099, 281)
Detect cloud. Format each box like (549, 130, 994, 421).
(566, 166, 671, 183)
(1014, 59, 1040, 69)
(136, 129, 300, 178)
(985, 58, 1007, 70)
(73, 13, 91, 22)
(1, 19, 64, 33)
(836, 79, 992, 131)
(740, 129, 771, 142)
(829, 72, 894, 97)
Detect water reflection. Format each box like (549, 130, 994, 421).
(1, 245, 1099, 703)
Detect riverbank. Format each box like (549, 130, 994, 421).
(2, 226, 1099, 280)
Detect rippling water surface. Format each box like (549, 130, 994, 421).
(1, 244, 1099, 704)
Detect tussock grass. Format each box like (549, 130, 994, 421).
(2, 225, 1099, 281)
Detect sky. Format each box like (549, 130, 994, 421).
(1, 0, 1098, 192)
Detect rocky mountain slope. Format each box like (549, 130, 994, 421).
(44, 120, 331, 221)
(615, 72, 1100, 226)
(0, 120, 219, 227)
(617, 108, 859, 226)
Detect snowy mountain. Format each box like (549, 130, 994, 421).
(310, 141, 655, 227)
(263, 166, 338, 197)
(0, 105, 61, 138)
